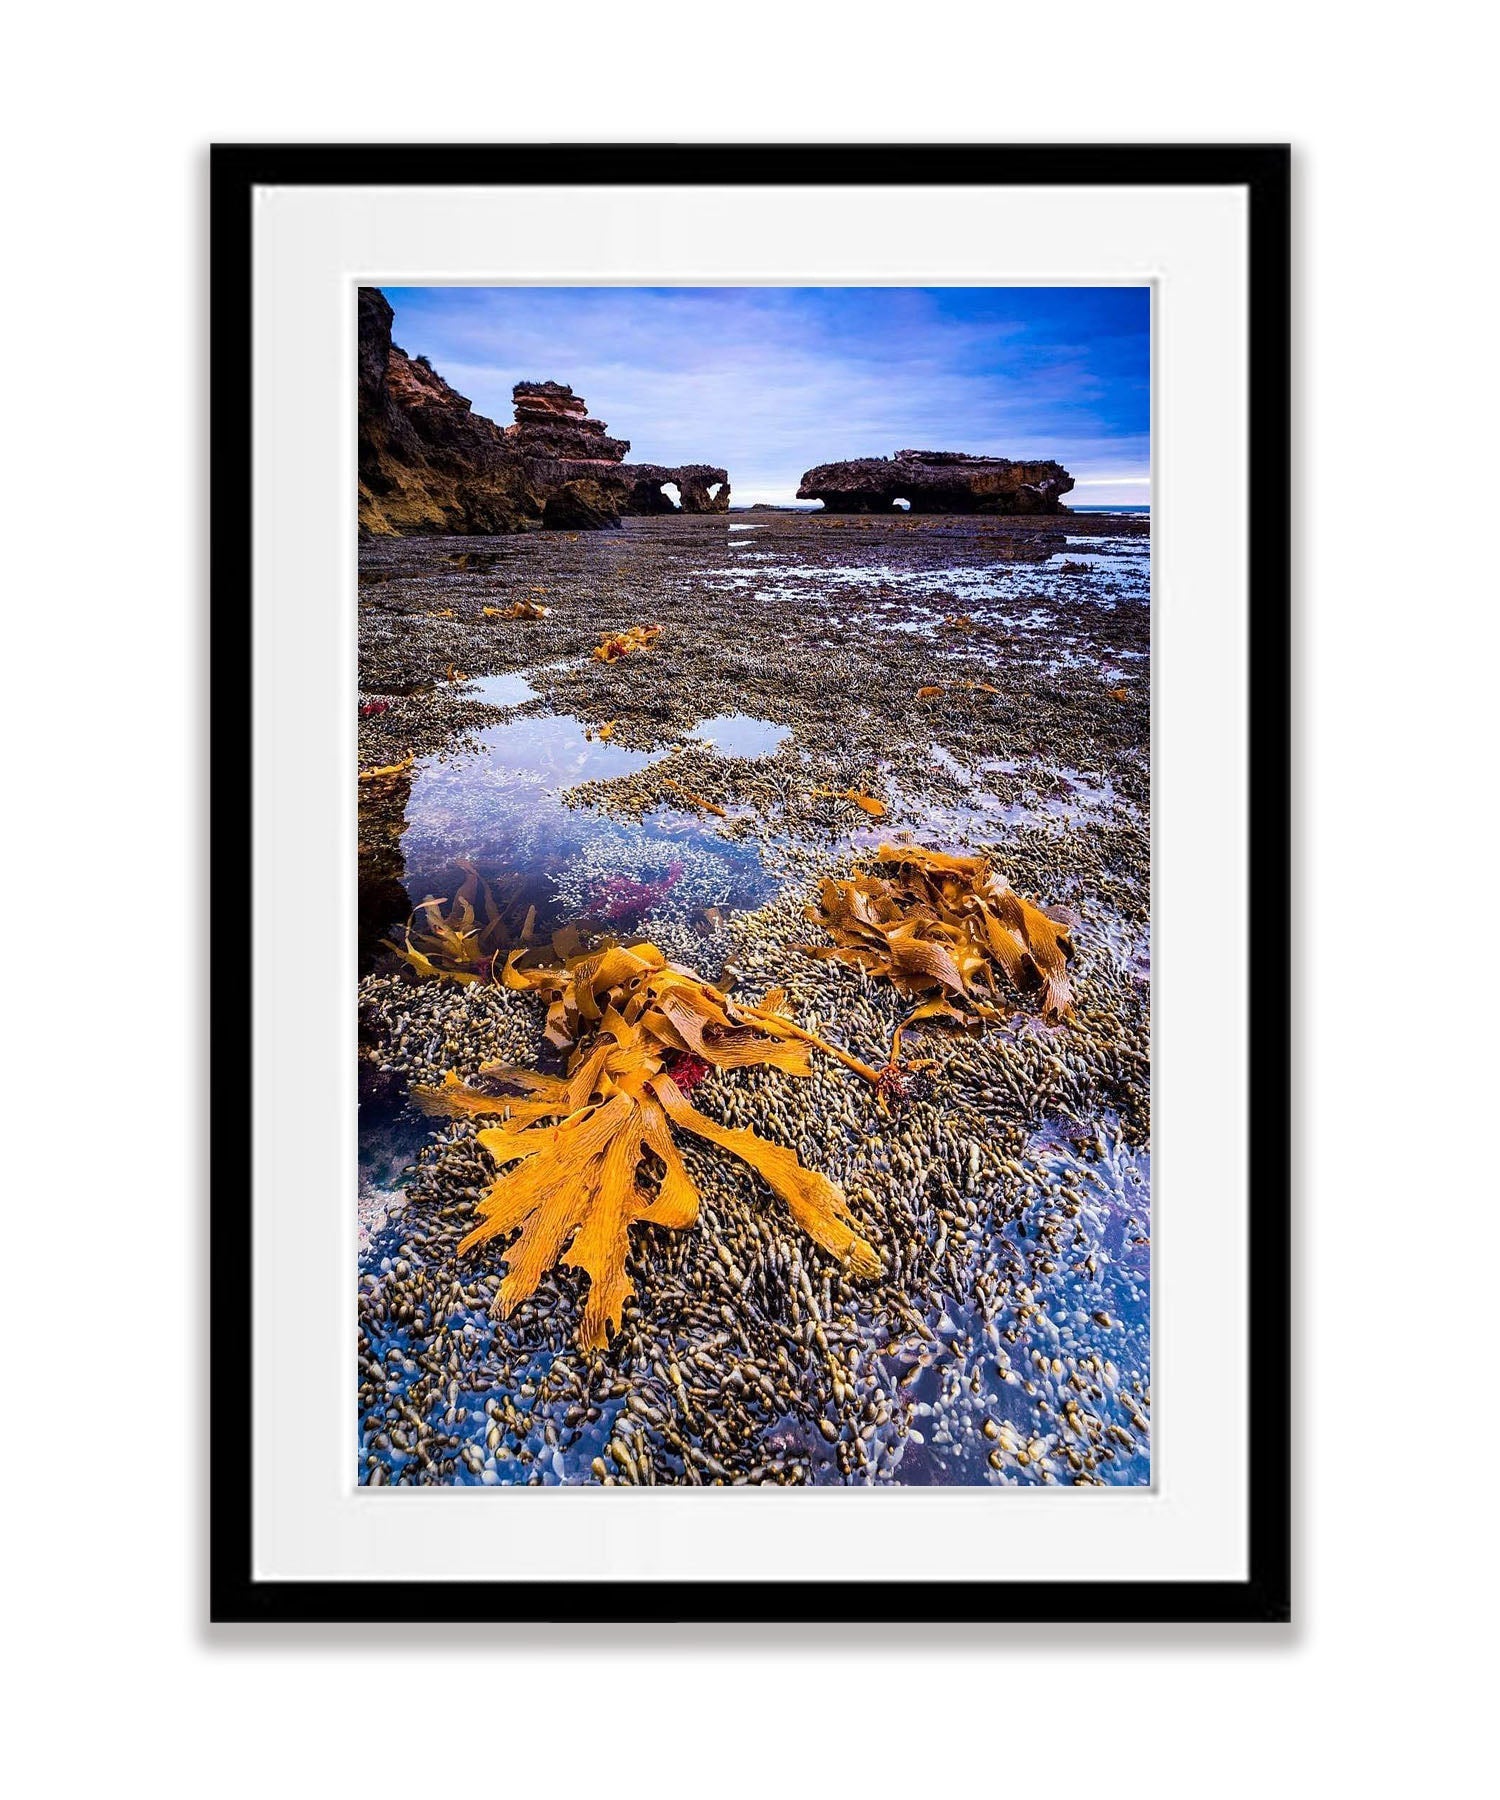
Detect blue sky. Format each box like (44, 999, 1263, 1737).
(384, 286, 1150, 507)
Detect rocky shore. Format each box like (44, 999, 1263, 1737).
(356, 509, 1152, 1487)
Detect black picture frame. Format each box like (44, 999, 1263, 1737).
(210, 142, 1290, 1626)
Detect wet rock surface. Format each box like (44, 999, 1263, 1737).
(357, 510, 1151, 1487)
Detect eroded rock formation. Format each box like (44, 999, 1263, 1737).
(504, 384, 729, 519)
(358, 289, 541, 535)
(358, 290, 730, 534)
(507, 380, 632, 471)
(797, 449, 1073, 515)
(621, 463, 730, 514)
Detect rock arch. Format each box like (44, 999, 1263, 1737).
(798, 449, 1073, 515)
(619, 462, 731, 514)
(626, 477, 677, 515)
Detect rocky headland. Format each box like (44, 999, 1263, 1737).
(797, 448, 1074, 515)
(358, 290, 729, 535)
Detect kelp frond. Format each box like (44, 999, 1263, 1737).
(663, 777, 727, 816)
(813, 787, 887, 818)
(384, 860, 535, 984)
(802, 842, 1078, 1046)
(593, 624, 661, 662)
(484, 599, 549, 620)
(358, 750, 414, 784)
(916, 680, 1000, 700)
(412, 940, 881, 1349)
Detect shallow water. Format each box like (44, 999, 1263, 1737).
(702, 546, 1150, 645)
(400, 710, 776, 935)
(463, 671, 537, 708)
(686, 713, 790, 758)
(357, 1103, 428, 1256)
(741, 1102, 1151, 1489)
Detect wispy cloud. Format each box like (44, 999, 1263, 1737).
(385, 286, 1149, 504)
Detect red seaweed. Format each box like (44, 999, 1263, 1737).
(667, 1052, 712, 1094)
(586, 859, 684, 925)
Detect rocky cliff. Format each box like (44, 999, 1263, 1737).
(358, 289, 541, 535)
(797, 449, 1073, 515)
(358, 291, 730, 534)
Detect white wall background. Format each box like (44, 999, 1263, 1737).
(5, 3, 1494, 1794)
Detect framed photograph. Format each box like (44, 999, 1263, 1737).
(212, 143, 1289, 1624)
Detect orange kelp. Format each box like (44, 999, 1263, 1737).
(385, 860, 535, 984)
(413, 941, 881, 1349)
(593, 624, 661, 662)
(663, 777, 727, 816)
(915, 680, 1000, 699)
(484, 599, 550, 620)
(803, 844, 1077, 1042)
(813, 786, 887, 818)
(358, 750, 414, 784)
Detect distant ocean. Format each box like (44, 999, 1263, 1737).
(1075, 504, 1150, 515)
